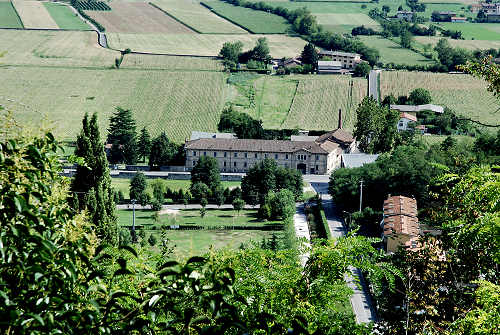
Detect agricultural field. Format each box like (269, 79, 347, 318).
(416, 134, 475, 147)
(43, 2, 90, 30)
(358, 36, 434, 66)
(12, 0, 58, 29)
(315, 13, 380, 34)
(107, 33, 308, 58)
(0, 30, 119, 68)
(202, 1, 291, 33)
(152, 0, 247, 34)
(120, 54, 223, 71)
(226, 73, 298, 129)
(0, 1, 23, 28)
(380, 71, 499, 126)
(283, 76, 368, 131)
(437, 23, 500, 41)
(415, 36, 500, 51)
(419, 0, 476, 4)
(0, 67, 226, 142)
(85, 2, 194, 33)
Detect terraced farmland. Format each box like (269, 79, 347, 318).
(0, 1, 23, 28)
(85, 2, 194, 33)
(43, 2, 90, 30)
(107, 33, 307, 58)
(202, 1, 291, 33)
(0, 67, 226, 142)
(120, 54, 223, 71)
(283, 76, 368, 131)
(152, 0, 247, 34)
(380, 71, 499, 126)
(0, 30, 119, 68)
(12, 0, 58, 29)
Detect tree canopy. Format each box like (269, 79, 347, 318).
(107, 107, 138, 164)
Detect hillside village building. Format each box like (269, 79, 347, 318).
(185, 113, 356, 175)
(318, 50, 362, 70)
(381, 195, 420, 254)
(317, 60, 344, 74)
(397, 112, 417, 131)
(396, 10, 414, 21)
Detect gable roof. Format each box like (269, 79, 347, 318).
(319, 50, 360, 58)
(400, 112, 417, 122)
(190, 131, 236, 140)
(185, 138, 338, 154)
(383, 195, 419, 237)
(316, 128, 355, 145)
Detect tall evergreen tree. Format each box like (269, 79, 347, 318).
(300, 43, 319, 69)
(137, 127, 151, 163)
(149, 132, 181, 169)
(190, 156, 221, 194)
(107, 107, 138, 164)
(71, 113, 118, 245)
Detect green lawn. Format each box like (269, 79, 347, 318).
(417, 135, 475, 147)
(358, 36, 435, 66)
(43, 2, 90, 30)
(0, 2, 23, 28)
(111, 178, 241, 199)
(202, 1, 291, 33)
(438, 23, 500, 41)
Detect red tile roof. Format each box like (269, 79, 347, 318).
(400, 112, 417, 122)
(383, 195, 419, 237)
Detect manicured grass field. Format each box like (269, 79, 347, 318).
(107, 33, 307, 58)
(202, 1, 291, 33)
(316, 13, 380, 34)
(358, 36, 435, 66)
(415, 36, 500, 51)
(43, 2, 90, 30)
(120, 53, 223, 71)
(111, 178, 241, 199)
(85, 2, 194, 33)
(227, 73, 298, 129)
(283, 75, 368, 132)
(152, 0, 247, 34)
(0, 1, 23, 28)
(437, 23, 500, 41)
(380, 71, 499, 126)
(12, 0, 58, 29)
(0, 67, 226, 142)
(0, 30, 119, 68)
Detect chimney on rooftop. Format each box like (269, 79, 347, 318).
(338, 109, 342, 129)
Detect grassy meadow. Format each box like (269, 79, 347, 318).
(106, 33, 307, 58)
(152, 0, 247, 33)
(202, 1, 291, 33)
(43, 2, 90, 30)
(437, 23, 500, 41)
(0, 1, 23, 28)
(380, 71, 499, 126)
(414, 36, 500, 51)
(358, 36, 434, 66)
(0, 67, 226, 142)
(316, 13, 380, 34)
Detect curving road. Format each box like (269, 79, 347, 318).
(368, 70, 380, 102)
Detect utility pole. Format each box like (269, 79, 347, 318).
(131, 198, 137, 243)
(359, 180, 363, 213)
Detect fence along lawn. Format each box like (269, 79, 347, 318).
(0, 67, 226, 142)
(0, 1, 23, 28)
(12, 0, 58, 29)
(106, 33, 307, 58)
(0, 30, 119, 68)
(43, 2, 89, 30)
(152, 0, 247, 34)
(202, 1, 291, 33)
(380, 71, 499, 126)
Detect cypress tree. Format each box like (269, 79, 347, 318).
(71, 113, 118, 245)
(137, 127, 151, 163)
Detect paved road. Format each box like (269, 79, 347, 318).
(368, 70, 380, 102)
(293, 204, 311, 267)
(310, 182, 378, 324)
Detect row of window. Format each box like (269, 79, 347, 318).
(192, 150, 320, 160)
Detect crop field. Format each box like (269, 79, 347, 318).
(107, 33, 307, 58)
(121, 54, 223, 71)
(282, 76, 368, 131)
(437, 23, 500, 41)
(43, 2, 90, 30)
(0, 67, 226, 142)
(0, 1, 23, 28)
(358, 36, 434, 66)
(380, 71, 499, 126)
(316, 13, 380, 34)
(0, 30, 119, 68)
(85, 2, 195, 33)
(414, 36, 500, 51)
(12, 0, 58, 29)
(420, 0, 476, 4)
(227, 73, 298, 129)
(152, 0, 247, 34)
(202, 1, 291, 33)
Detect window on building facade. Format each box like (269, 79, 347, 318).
(244, 162, 247, 167)
(234, 153, 237, 158)
(316, 155, 319, 160)
(255, 153, 258, 158)
(224, 152, 227, 157)
(203, 151, 206, 156)
(275, 154, 278, 159)
(213, 152, 217, 157)
(234, 162, 237, 167)
(265, 154, 267, 158)
(224, 161, 226, 167)
(193, 151, 196, 156)
(286, 154, 288, 159)
(245, 153, 248, 158)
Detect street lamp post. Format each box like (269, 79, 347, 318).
(131, 199, 137, 243)
(359, 179, 364, 213)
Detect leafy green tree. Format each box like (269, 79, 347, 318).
(353, 96, 388, 153)
(219, 41, 243, 67)
(214, 187, 225, 207)
(190, 155, 221, 193)
(130, 172, 147, 201)
(200, 197, 208, 208)
(373, 108, 400, 153)
(300, 42, 318, 69)
(149, 132, 183, 169)
(353, 62, 371, 78)
(107, 107, 138, 164)
(263, 189, 295, 220)
(251, 37, 271, 63)
(151, 179, 165, 204)
(400, 29, 413, 49)
(408, 88, 432, 105)
(71, 112, 118, 244)
(137, 126, 151, 162)
(147, 233, 157, 246)
(232, 198, 245, 216)
(200, 207, 207, 218)
(190, 182, 210, 203)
